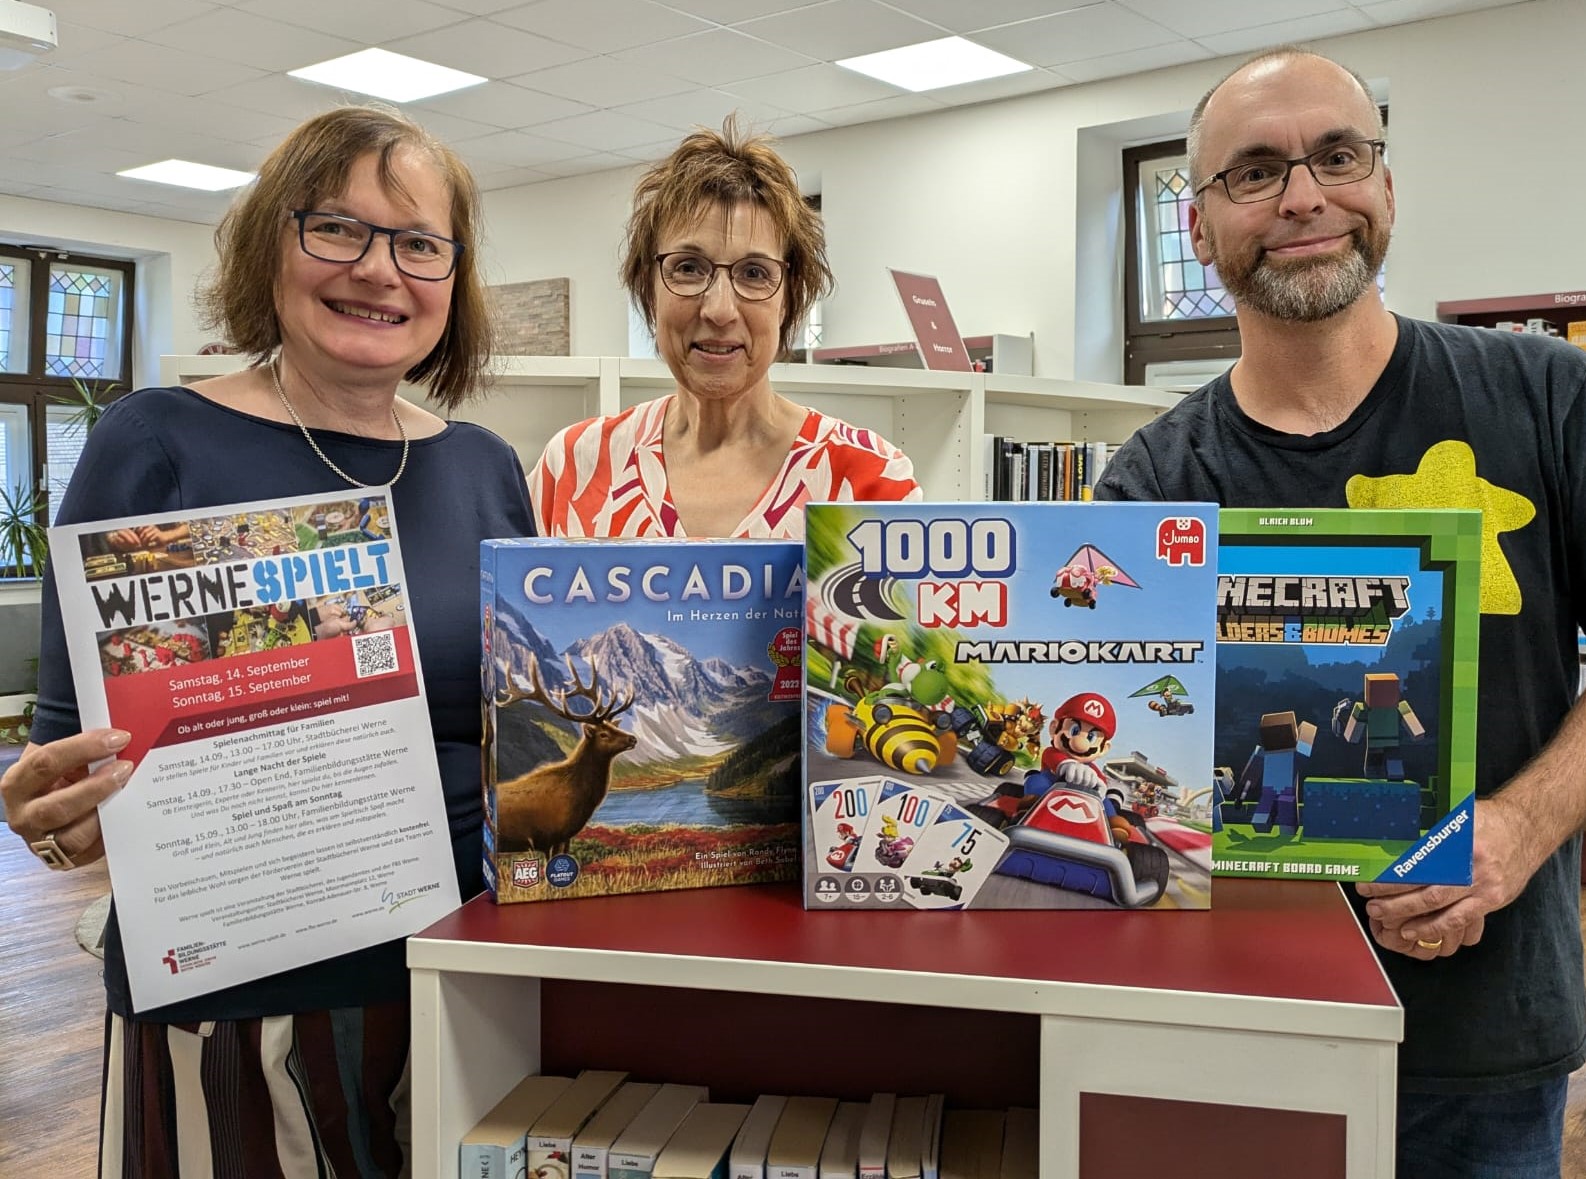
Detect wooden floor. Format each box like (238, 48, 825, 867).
(0, 830, 108, 1178)
(1, 830, 1584, 1177)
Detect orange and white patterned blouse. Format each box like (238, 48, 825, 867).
(531, 396, 922, 539)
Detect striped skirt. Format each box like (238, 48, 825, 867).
(100, 1000, 410, 1178)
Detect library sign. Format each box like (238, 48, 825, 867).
(889, 269, 972, 372)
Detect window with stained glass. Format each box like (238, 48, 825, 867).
(1138, 158, 1235, 323)
(0, 263, 12, 371)
(46, 263, 124, 380)
(0, 246, 133, 574)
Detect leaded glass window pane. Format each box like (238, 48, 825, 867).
(1139, 159, 1235, 323)
(45, 263, 124, 380)
(44, 403, 88, 527)
(0, 257, 30, 374)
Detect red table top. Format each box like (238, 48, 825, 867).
(413, 878, 1396, 1010)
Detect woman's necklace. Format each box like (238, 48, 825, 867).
(270, 356, 409, 488)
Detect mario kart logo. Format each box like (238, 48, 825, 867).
(953, 638, 1203, 663)
(1217, 575, 1411, 645)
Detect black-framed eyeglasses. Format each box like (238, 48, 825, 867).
(290, 211, 463, 280)
(655, 252, 786, 301)
(1194, 139, 1386, 204)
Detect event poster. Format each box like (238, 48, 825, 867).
(50, 489, 460, 1010)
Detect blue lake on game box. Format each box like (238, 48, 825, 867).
(593, 778, 792, 827)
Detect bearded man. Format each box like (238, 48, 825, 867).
(1097, 47, 1586, 1178)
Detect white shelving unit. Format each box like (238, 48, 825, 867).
(406, 880, 1400, 1179)
(159, 355, 1177, 502)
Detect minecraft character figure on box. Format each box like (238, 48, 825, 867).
(1236, 711, 1317, 836)
(1334, 672, 1426, 781)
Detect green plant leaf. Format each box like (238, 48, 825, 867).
(0, 481, 49, 578)
(51, 377, 122, 433)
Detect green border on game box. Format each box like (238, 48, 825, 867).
(1218, 508, 1481, 871)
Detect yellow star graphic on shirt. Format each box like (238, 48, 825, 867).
(1345, 440, 1533, 615)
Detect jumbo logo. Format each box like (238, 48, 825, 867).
(1156, 516, 1207, 566)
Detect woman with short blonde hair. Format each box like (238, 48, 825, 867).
(535, 119, 920, 540)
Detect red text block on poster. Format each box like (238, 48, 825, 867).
(889, 269, 972, 371)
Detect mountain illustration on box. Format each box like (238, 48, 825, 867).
(492, 617, 800, 820)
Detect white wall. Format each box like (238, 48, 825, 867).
(0, 196, 216, 390)
(479, 0, 1586, 381)
(479, 167, 640, 360)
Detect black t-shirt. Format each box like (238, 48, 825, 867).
(32, 387, 537, 1022)
(1097, 315, 1586, 1093)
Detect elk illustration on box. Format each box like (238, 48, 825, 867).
(481, 537, 806, 902)
(493, 654, 636, 858)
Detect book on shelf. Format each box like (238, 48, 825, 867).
(460, 1074, 574, 1179)
(766, 1096, 839, 1179)
(731, 1095, 789, 1179)
(804, 502, 1218, 910)
(857, 1095, 895, 1179)
(1213, 509, 1480, 883)
(983, 437, 1110, 502)
(920, 1095, 943, 1179)
(481, 537, 804, 902)
(529, 1070, 631, 1179)
(885, 1096, 928, 1179)
(937, 1111, 1003, 1179)
(575, 1083, 663, 1179)
(998, 1111, 1037, 1179)
(610, 1084, 710, 1179)
(652, 1104, 752, 1179)
(817, 1101, 866, 1179)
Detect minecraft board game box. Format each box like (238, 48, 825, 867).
(803, 502, 1219, 910)
(482, 538, 805, 902)
(1213, 509, 1480, 884)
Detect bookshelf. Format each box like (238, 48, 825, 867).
(1435, 289, 1586, 341)
(407, 879, 1399, 1179)
(159, 356, 1175, 503)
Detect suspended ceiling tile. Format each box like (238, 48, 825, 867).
(972, 3, 1180, 67)
(493, 0, 714, 53)
(613, 27, 817, 88)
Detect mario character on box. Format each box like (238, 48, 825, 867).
(804, 502, 1219, 911)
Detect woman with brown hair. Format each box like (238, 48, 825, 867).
(0, 106, 534, 1174)
(532, 119, 920, 539)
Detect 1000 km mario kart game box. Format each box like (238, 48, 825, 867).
(803, 502, 1219, 911)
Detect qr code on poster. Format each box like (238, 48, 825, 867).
(352, 631, 399, 678)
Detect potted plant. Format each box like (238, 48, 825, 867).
(0, 693, 34, 745)
(0, 481, 48, 579)
(53, 376, 121, 432)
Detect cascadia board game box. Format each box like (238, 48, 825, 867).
(482, 538, 804, 901)
(1212, 509, 1480, 884)
(803, 502, 1219, 910)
